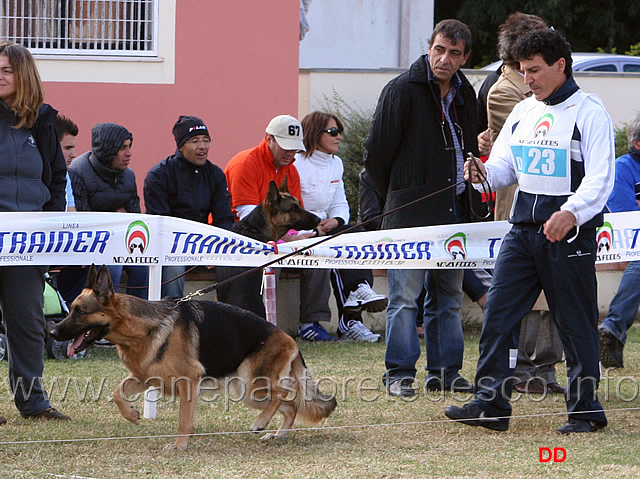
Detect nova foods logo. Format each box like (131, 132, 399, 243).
(445, 232, 467, 260)
(125, 220, 149, 254)
(533, 113, 554, 138)
(596, 222, 613, 253)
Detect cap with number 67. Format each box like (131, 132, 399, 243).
(266, 115, 306, 151)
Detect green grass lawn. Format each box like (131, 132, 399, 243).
(0, 325, 639, 478)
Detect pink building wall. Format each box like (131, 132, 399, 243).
(41, 1, 300, 209)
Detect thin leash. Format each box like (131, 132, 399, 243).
(466, 152, 494, 220)
(177, 162, 492, 304)
(118, 156, 492, 296)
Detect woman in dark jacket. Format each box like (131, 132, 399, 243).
(0, 41, 69, 423)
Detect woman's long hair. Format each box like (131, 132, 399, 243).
(0, 41, 44, 129)
(300, 111, 343, 156)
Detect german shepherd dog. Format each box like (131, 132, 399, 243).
(216, 177, 321, 316)
(235, 176, 320, 243)
(51, 265, 337, 450)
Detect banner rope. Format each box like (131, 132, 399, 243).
(0, 406, 636, 447)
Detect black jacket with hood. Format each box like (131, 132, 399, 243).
(68, 123, 140, 213)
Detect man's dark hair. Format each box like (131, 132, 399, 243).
(429, 19, 472, 55)
(54, 114, 79, 138)
(498, 12, 548, 66)
(512, 28, 573, 77)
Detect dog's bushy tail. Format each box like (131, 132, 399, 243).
(291, 353, 337, 424)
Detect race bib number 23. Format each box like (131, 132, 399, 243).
(510, 145, 567, 178)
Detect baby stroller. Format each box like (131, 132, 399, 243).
(0, 273, 86, 361)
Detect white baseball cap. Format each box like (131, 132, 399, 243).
(265, 114, 306, 151)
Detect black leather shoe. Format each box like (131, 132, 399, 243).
(514, 379, 566, 395)
(546, 382, 566, 395)
(444, 403, 509, 431)
(599, 327, 624, 368)
(426, 374, 473, 393)
(557, 418, 605, 434)
(25, 407, 71, 421)
(513, 380, 546, 394)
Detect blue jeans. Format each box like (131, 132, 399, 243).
(108, 265, 148, 299)
(600, 260, 640, 344)
(161, 266, 186, 298)
(384, 268, 464, 384)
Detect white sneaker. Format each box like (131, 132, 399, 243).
(341, 320, 381, 342)
(344, 283, 388, 312)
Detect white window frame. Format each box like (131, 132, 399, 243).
(1, 0, 158, 57)
(29, 0, 175, 84)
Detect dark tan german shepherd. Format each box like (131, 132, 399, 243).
(234, 176, 321, 244)
(51, 265, 336, 450)
(216, 177, 321, 316)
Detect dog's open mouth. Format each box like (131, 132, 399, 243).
(67, 328, 107, 357)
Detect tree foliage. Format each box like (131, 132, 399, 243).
(435, 1, 640, 68)
(319, 91, 374, 222)
(615, 124, 629, 159)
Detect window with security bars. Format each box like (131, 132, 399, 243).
(0, 0, 157, 56)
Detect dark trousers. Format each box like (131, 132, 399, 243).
(331, 268, 375, 333)
(327, 223, 376, 333)
(0, 265, 51, 416)
(473, 225, 607, 425)
(56, 265, 89, 305)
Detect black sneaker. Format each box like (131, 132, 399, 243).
(388, 378, 416, 397)
(599, 327, 624, 368)
(0, 415, 6, 426)
(444, 403, 509, 431)
(557, 418, 606, 434)
(425, 374, 474, 393)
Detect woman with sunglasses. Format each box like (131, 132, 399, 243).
(294, 111, 387, 342)
(0, 41, 69, 423)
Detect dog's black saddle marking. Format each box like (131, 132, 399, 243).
(176, 300, 278, 378)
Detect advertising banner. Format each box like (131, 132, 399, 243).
(0, 211, 637, 269)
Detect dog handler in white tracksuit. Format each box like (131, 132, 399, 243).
(445, 28, 614, 434)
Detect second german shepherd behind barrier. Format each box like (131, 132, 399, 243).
(216, 177, 321, 316)
(51, 265, 337, 450)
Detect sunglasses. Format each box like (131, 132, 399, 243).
(323, 127, 342, 137)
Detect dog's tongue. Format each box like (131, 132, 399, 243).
(67, 336, 83, 358)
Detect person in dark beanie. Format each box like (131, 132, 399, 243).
(144, 115, 234, 297)
(69, 122, 148, 299)
(70, 123, 137, 211)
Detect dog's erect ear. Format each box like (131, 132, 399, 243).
(85, 264, 98, 289)
(93, 264, 114, 304)
(278, 175, 289, 193)
(266, 180, 280, 207)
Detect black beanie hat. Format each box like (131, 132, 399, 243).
(91, 123, 133, 167)
(172, 115, 210, 148)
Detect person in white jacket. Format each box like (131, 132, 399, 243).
(445, 28, 614, 434)
(295, 111, 387, 342)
